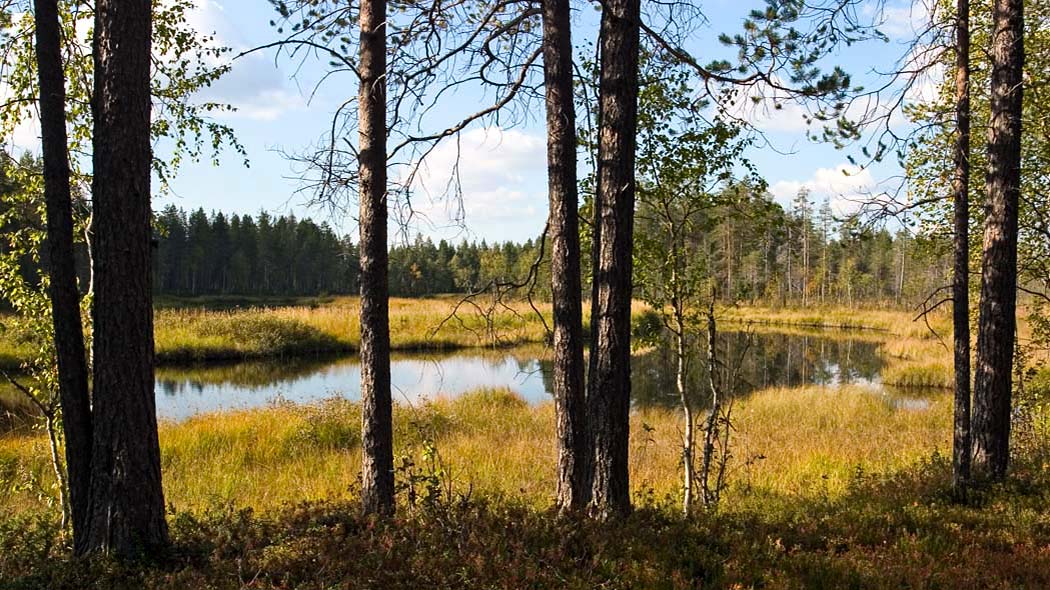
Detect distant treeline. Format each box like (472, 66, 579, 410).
(154, 196, 947, 306)
(663, 190, 949, 307)
(2, 199, 947, 305)
(154, 206, 352, 296)
(152, 205, 546, 298)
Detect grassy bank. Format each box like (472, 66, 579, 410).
(4, 385, 1050, 588)
(5, 298, 949, 365)
(0, 296, 554, 369)
(153, 296, 554, 363)
(718, 304, 951, 335)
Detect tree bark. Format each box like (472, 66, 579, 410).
(588, 0, 640, 519)
(951, 0, 972, 495)
(33, 0, 93, 551)
(543, 0, 589, 512)
(359, 0, 394, 515)
(85, 0, 169, 555)
(972, 0, 1023, 482)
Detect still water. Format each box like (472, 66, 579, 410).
(154, 330, 920, 421)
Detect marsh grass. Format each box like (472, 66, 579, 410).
(0, 385, 951, 516)
(718, 304, 952, 337)
(0, 385, 36, 435)
(152, 296, 555, 363)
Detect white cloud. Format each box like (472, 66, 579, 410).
(197, 54, 307, 121)
(721, 80, 815, 134)
(770, 164, 878, 215)
(722, 78, 881, 135)
(399, 127, 548, 241)
(177, 0, 307, 121)
(869, 0, 936, 40)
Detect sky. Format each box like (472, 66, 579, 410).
(5, 0, 938, 244)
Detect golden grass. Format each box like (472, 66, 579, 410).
(725, 386, 950, 496)
(0, 384, 951, 516)
(153, 296, 555, 362)
(877, 335, 955, 388)
(719, 304, 952, 337)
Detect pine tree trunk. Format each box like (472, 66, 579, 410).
(33, 0, 93, 552)
(85, 0, 169, 555)
(588, 0, 640, 519)
(543, 0, 589, 512)
(951, 0, 972, 494)
(972, 0, 1023, 482)
(358, 0, 394, 515)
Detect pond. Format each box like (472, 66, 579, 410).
(153, 329, 931, 421)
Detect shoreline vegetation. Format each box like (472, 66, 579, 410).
(3, 299, 1050, 587)
(2, 297, 957, 389)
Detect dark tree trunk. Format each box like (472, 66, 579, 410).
(358, 0, 394, 515)
(33, 0, 93, 551)
(972, 0, 1023, 482)
(951, 0, 972, 496)
(85, 0, 169, 555)
(588, 0, 640, 519)
(543, 0, 589, 513)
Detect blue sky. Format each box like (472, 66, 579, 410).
(8, 0, 936, 243)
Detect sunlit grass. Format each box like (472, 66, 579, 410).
(153, 296, 556, 362)
(0, 384, 952, 516)
(719, 304, 952, 336)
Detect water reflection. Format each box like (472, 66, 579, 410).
(156, 351, 549, 420)
(154, 330, 920, 421)
(630, 331, 885, 407)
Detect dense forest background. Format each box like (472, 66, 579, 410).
(147, 199, 945, 305)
